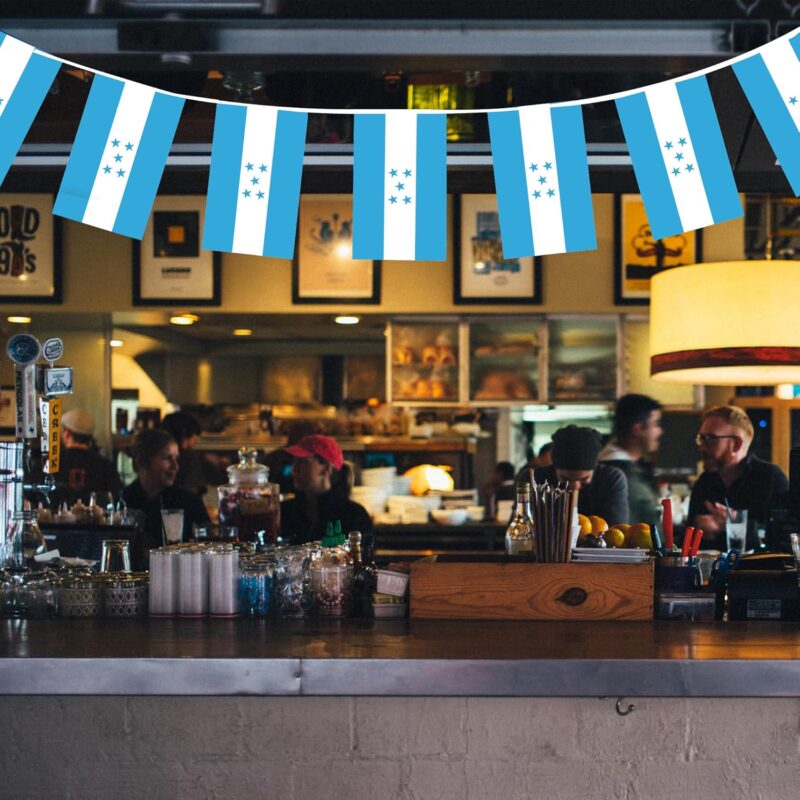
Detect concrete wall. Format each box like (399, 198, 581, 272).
(1, 695, 797, 799)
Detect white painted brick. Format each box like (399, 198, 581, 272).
(406, 759, 468, 800)
(293, 758, 403, 799)
(355, 697, 467, 757)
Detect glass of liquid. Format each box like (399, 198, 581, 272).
(725, 508, 748, 552)
(161, 508, 185, 546)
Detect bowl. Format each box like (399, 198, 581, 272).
(431, 508, 469, 526)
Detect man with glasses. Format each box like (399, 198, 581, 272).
(687, 405, 788, 549)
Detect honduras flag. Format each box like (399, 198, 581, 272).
(202, 104, 307, 259)
(0, 33, 60, 187)
(488, 105, 595, 258)
(53, 75, 183, 239)
(353, 111, 446, 261)
(733, 34, 800, 195)
(616, 76, 741, 241)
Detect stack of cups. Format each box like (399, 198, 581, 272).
(178, 548, 210, 617)
(148, 550, 180, 617)
(208, 549, 240, 617)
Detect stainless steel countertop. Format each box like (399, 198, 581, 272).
(2, 618, 800, 697)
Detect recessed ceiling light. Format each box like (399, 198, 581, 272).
(170, 314, 199, 326)
(334, 315, 360, 325)
(7, 315, 31, 324)
(232, 328, 253, 336)
(109, 339, 124, 348)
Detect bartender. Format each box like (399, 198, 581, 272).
(123, 428, 210, 552)
(280, 434, 373, 546)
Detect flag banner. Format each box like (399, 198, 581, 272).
(615, 75, 742, 241)
(488, 105, 595, 258)
(53, 74, 184, 239)
(733, 34, 800, 195)
(0, 33, 60, 187)
(353, 111, 446, 261)
(202, 104, 307, 259)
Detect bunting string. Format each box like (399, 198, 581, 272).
(0, 26, 798, 262)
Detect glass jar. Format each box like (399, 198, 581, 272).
(218, 447, 281, 545)
(239, 555, 274, 617)
(273, 545, 314, 618)
(3, 510, 47, 568)
(104, 573, 148, 618)
(310, 544, 352, 618)
(22, 571, 60, 618)
(60, 574, 106, 618)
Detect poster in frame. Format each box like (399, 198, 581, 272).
(133, 195, 221, 306)
(0, 193, 62, 304)
(454, 194, 542, 305)
(292, 194, 381, 305)
(614, 193, 702, 305)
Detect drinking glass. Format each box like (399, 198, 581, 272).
(100, 539, 132, 573)
(725, 509, 748, 552)
(161, 509, 184, 546)
(789, 533, 800, 587)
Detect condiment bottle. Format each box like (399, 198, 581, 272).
(349, 530, 377, 617)
(310, 525, 352, 617)
(505, 482, 535, 556)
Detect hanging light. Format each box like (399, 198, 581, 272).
(650, 260, 800, 385)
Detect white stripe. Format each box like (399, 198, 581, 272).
(518, 105, 565, 255)
(646, 82, 713, 232)
(383, 110, 417, 260)
(760, 38, 800, 133)
(232, 105, 278, 255)
(0, 36, 34, 119)
(82, 80, 154, 231)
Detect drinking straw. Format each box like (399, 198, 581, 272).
(723, 497, 734, 523)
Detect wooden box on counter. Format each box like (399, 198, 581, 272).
(410, 560, 654, 621)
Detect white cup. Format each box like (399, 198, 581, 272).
(161, 508, 184, 546)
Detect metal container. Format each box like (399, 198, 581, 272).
(59, 575, 106, 618)
(105, 573, 148, 618)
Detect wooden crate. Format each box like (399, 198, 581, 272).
(410, 561, 654, 621)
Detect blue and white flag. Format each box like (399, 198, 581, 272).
(353, 111, 446, 261)
(0, 33, 60, 187)
(616, 76, 741, 241)
(488, 105, 595, 258)
(53, 74, 183, 239)
(733, 34, 800, 195)
(202, 104, 307, 258)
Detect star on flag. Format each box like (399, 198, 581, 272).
(387, 167, 413, 207)
(241, 156, 269, 200)
(662, 132, 695, 178)
(102, 133, 138, 178)
(526, 148, 557, 201)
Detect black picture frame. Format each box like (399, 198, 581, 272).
(454, 194, 543, 305)
(0, 194, 62, 304)
(614, 193, 703, 306)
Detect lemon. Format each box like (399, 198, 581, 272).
(589, 515, 608, 535)
(603, 527, 626, 548)
(577, 514, 593, 536)
(630, 525, 652, 550)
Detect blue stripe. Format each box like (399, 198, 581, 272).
(114, 91, 183, 239)
(202, 104, 246, 253)
(488, 110, 533, 258)
(615, 92, 683, 240)
(551, 105, 596, 252)
(733, 53, 800, 195)
(790, 34, 800, 60)
(0, 52, 60, 187)
(353, 114, 385, 260)
(677, 76, 742, 225)
(263, 110, 308, 258)
(53, 74, 122, 223)
(414, 114, 446, 261)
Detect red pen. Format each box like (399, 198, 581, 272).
(661, 498, 674, 549)
(681, 525, 694, 558)
(689, 528, 704, 557)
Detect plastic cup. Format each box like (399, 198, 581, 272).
(161, 509, 184, 546)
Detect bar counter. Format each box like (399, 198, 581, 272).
(3, 618, 800, 697)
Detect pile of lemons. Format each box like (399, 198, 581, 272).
(577, 514, 652, 550)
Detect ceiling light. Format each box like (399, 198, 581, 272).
(109, 339, 124, 348)
(334, 315, 360, 325)
(651, 261, 800, 385)
(170, 314, 199, 326)
(232, 328, 253, 336)
(7, 316, 31, 324)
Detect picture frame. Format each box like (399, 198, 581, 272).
(454, 194, 542, 305)
(292, 194, 381, 305)
(0, 194, 62, 304)
(133, 195, 221, 306)
(614, 193, 702, 305)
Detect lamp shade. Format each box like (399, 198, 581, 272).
(650, 261, 800, 385)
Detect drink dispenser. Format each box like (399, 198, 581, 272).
(218, 447, 280, 544)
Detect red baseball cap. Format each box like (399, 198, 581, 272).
(285, 434, 344, 470)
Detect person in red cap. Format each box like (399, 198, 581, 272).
(280, 434, 373, 545)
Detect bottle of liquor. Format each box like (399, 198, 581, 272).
(349, 530, 377, 616)
(505, 482, 535, 556)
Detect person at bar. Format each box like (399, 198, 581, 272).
(688, 404, 788, 549)
(598, 393, 663, 527)
(53, 408, 122, 506)
(123, 428, 210, 552)
(161, 410, 220, 497)
(280, 434, 372, 546)
(529, 425, 629, 525)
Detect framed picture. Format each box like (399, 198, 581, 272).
(292, 194, 381, 304)
(614, 194, 702, 305)
(133, 195, 221, 306)
(0, 386, 14, 429)
(454, 194, 542, 305)
(0, 194, 62, 303)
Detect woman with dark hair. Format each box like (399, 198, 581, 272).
(280, 434, 372, 546)
(123, 428, 210, 552)
(160, 411, 215, 497)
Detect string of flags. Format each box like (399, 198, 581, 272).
(0, 27, 799, 263)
